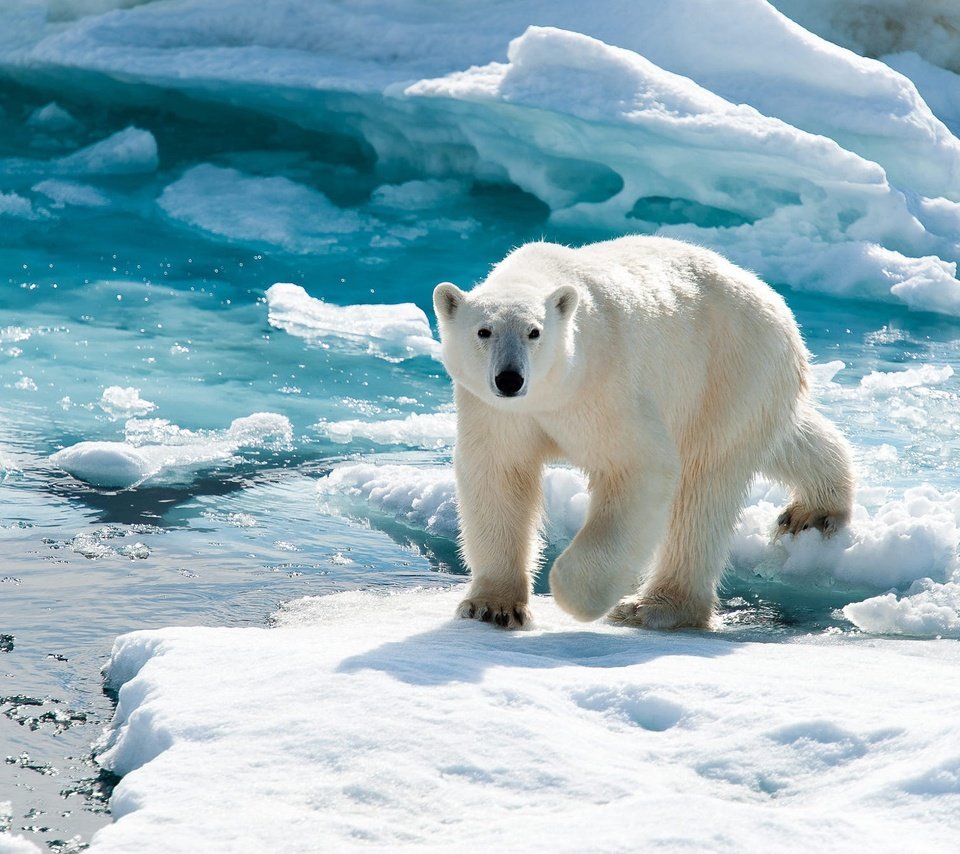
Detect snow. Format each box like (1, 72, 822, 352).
(3, 0, 960, 312)
(50, 413, 292, 488)
(265, 283, 441, 362)
(86, 588, 960, 852)
(316, 411, 456, 448)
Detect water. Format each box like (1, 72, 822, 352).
(0, 69, 958, 850)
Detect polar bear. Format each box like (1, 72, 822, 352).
(433, 236, 854, 629)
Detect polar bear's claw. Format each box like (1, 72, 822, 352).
(777, 503, 848, 538)
(456, 598, 531, 629)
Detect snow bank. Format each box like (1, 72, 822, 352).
(265, 283, 440, 362)
(88, 588, 960, 852)
(317, 462, 960, 633)
(158, 164, 371, 254)
(50, 413, 292, 488)
(4, 1, 960, 313)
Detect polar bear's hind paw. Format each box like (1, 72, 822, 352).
(776, 504, 848, 538)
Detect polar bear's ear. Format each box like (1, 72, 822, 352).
(433, 282, 465, 321)
(549, 284, 579, 319)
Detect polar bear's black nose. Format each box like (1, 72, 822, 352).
(495, 370, 525, 396)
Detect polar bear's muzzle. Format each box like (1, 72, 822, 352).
(494, 368, 525, 397)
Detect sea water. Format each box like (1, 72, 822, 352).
(1, 59, 959, 852)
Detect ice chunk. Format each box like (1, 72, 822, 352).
(158, 164, 370, 254)
(99, 386, 156, 420)
(316, 411, 456, 448)
(843, 579, 960, 637)
(27, 101, 79, 130)
(89, 588, 960, 851)
(0, 191, 42, 220)
(265, 283, 440, 362)
(55, 126, 157, 175)
(32, 178, 110, 208)
(369, 179, 467, 211)
(50, 412, 292, 489)
(407, 26, 960, 314)
(859, 364, 954, 392)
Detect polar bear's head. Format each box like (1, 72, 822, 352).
(432, 281, 580, 409)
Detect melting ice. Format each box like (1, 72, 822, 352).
(1, 1, 960, 851)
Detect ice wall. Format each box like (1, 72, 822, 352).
(2, 1, 960, 313)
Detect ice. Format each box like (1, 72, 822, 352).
(407, 25, 960, 314)
(316, 411, 456, 448)
(50, 413, 292, 489)
(26, 101, 78, 130)
(98, 386, 156, 420)
(31, 178, 110, 208)
(85, 588, 960, 852)
(0, 191, 41, 220)
(318, 462, 960, 623)
(843, 579, 960, 637)
(55, 126, 157, 175)
(772, 0, 960, 73)
(158, 164, 371, 254)
(265, 283, 440, 362)
(5, 1, 960, 313)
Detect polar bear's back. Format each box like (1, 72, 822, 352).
(489, 235, 810, 449)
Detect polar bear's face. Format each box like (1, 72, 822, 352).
(433, 281, 579, 409)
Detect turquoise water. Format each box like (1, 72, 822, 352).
(1, 74, 959, 850)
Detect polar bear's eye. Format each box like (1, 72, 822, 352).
(528, 328, 541, 340)
(477, 328, 492, 339)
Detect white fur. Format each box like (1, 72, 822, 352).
(433, 236, 854, 629)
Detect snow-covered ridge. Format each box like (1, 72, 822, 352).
(4, 1, 960, 314)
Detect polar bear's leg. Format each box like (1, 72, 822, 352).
(608, 458, 752, 629)
(550, 433, 679, 622)
(453, 395, 547, 629)
(765, 403, 855, 536)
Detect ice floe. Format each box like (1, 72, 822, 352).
(86, 588, 960, 852)
(50, 413, 292, 489)
(265, 282, 440, 362)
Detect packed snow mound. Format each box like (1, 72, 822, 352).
(4, 1, 960, 314)
(89, 588, 960, 852)
(265, 283, 440, 362)
(50, 412, 292, 488)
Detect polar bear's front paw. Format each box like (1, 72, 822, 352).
(608, 591, 714, 630)
(456, 598, 531, 629)
(776, 503, 849, 538)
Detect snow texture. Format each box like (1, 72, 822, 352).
(88, 588, 960, 853)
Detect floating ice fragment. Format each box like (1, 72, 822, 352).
(843, 579, 960, 637)
(158, 164, 371, 254)
(859, 364, 954, 392)
(27, 101, 78, 130)
(55, 126, 157, 175)
(99, 386, 157, 420)
(33, 178, 110, 208)
(316, 411, 456, 448)
(50, 412, 293, 488)
(265, 283, 440, 362)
